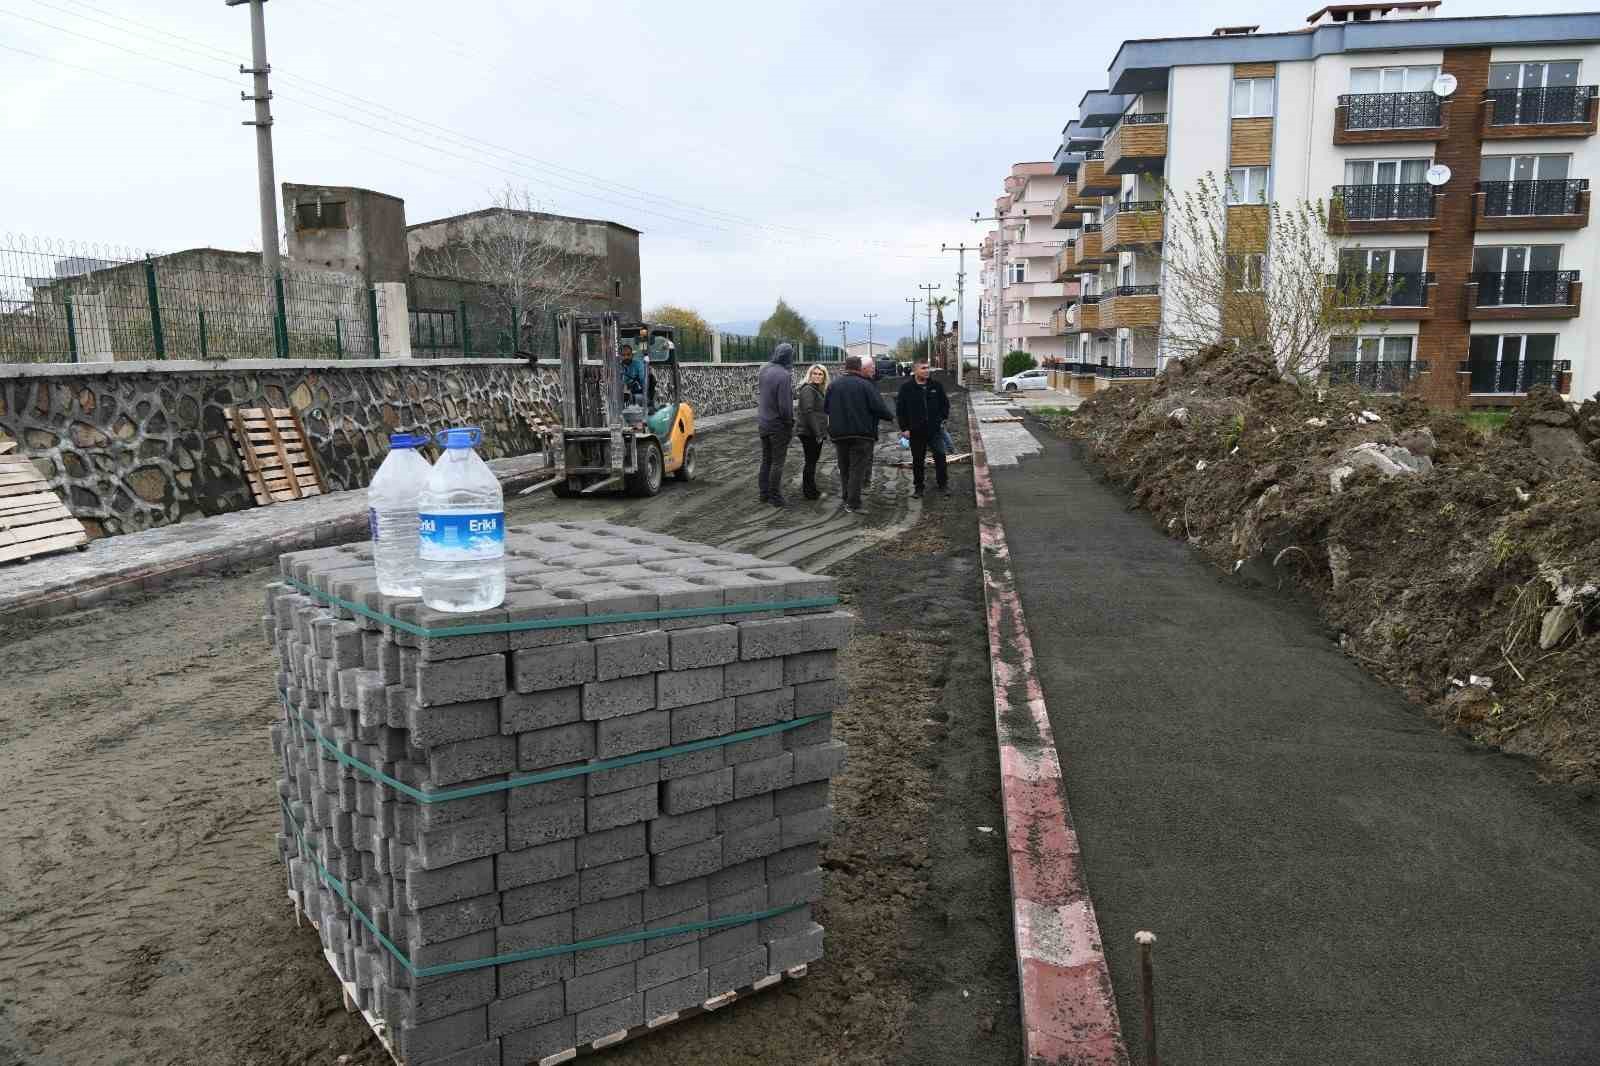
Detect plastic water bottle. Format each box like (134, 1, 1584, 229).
(367, 432, 431, 597)
(418, 427, 506, 612)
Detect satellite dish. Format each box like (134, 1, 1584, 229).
(1425, 163, 1452, 186)
(1432, 73, 1458, 98)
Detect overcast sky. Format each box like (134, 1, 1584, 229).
(3, 0, 1591, 342)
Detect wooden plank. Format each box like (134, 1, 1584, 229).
(228, 406, 274, 505)
(0, 530, 87, 564)
(0, 492, 66, 516)
(0, 517, 85, 548)
(0, 439, 15, 455)
(1229, 117, 1273, 166)
(1234, 61, 1276, 78)
(287, 409, 327, 495)
(261, 408, 304, 500)
(0, 503, 74, 528)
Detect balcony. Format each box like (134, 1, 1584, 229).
(1465, 271, 1582, 320)
(1327, 360, 1429, 393)
(1102, 201, 1164, 251)
(1050, 307, 1073, 335)
(1009, 280, 1068, 300)
(1482, 86, 1599, 139)
(1329, 184, 1440, 233)
(1100, 284, 1161, 330)
(1459, 357, 1572, 396)
(1055, 242, 1078, 280)
(1011, 199, 1057, 219)
(1068, 294, 1102, 333)
(1075, 151, 1118, 198)
(1052, 186, 1086, 229)
(1071, 225, 1106, 270)
(1473, 179, 1590, 231)
(1011, 241, 1063, 259)
(1334, 92, 1447, 144)
(1104, 114, 1168, 174)
(1326, 271, 1437, 319)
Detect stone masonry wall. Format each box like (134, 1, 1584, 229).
(0, 358, 835, 539)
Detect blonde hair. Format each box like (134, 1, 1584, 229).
(806, 363, 830, 388)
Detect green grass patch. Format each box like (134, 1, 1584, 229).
(1463, 410, 1511, 437)
(1032, 406, 1074, 418)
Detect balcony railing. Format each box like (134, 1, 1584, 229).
(1479, 178, 1588, 217)
(1083, 149, 1105, 160)
(1103, 199, 1163, 218)
(1112, 284, 1159, 297)
(1471, 270, 1579, 306)
(1327, 359, 1427, 393)
(1328, 271, 1434, 307)
(1485, 85, 1596, 126)
(1120, 112, 1167, 126)
(1460, 357, 1571, 394)
(1338, 91, 1441, 131)
(1332, 183, 1437, 221)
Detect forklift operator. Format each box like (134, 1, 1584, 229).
(620, 344, 648, 407)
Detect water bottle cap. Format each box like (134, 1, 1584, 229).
(389, 433, 429, 448)
(437, 427, 483, 449)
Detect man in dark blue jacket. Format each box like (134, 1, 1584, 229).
(895, 361, 951, 498)
(823, 355, 895, 514)
(756, 342, 796, 506)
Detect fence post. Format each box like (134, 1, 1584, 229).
(368, 286, 381, 357)
(335, 317, 343, 357)
(198, 308, 208, 359)
(64, 291, 79, 363)
(459, 300, 471, 357)
(274, 273, 288, 358)
(712, 332, 722, 363)
(143, 255, 165, 359)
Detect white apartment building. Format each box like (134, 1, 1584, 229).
(1048, 2, 1600, 407)
(980, 162, 1079, 369)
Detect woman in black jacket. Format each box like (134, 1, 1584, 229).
(796, 364, 830, 500)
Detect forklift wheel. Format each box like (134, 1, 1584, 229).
(627, 439, 664, 497)
(674, 438, 696, 482)
(552, 479, 579, 499)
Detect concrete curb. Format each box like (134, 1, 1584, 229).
(0, 409, 759, 624)
(966, 402, 1129, 1066)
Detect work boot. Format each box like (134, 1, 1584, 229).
(770, 496, 787, 508)
(940, 485, 952, 497)
(912, 486, 924, 499)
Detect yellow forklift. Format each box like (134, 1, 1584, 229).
(526, 312, 696, 497)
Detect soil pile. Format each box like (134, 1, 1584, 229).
(1057, 345, 1600, 781)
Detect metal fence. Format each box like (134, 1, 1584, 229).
(0, 234, 377, 364)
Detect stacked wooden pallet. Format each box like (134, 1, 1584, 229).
(0, 438, 89, 564)
(226, 406, 327, 506)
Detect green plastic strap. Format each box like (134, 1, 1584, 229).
(284, 693, 829, 804)
(281, 798, 805, 978)
(279, 574, 839, 638)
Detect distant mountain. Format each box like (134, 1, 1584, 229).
(712, 320, 916, 346)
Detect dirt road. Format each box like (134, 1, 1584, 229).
(0, 386, 1020, 1066)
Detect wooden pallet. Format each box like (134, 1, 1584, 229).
(226, 406, 326, 506)
(0, 441, 90, 564)
(893, 452, 971, 469)
(288, 889, 808, 1066)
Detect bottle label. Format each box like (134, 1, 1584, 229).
(368, 507, 380, 542)
(418, 512, 505, 560)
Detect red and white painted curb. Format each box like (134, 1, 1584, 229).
(967, 402, 1129, 1066)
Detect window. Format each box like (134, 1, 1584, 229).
(1226, 166, 1269, 204)
(1232, 77, 1275, 117)
(1344, 158, 1431, 186)
(1118, 336, 1130, 367)
(1338, 248, 1426, 304)
(1481, 154, 1570, 183)
(613, 279, 622, 298)
(1489, 61, 1580, 91)
(1340, 159, 1433, 219)
(1227, 253, 1266, 292)
(1350, 65, 1440, 94)
(1010, 261, 1026, 283)
(1472, 246, 1566, 305)
(1329, 335, 1415, 362)
(294, 201, 348, 230)
(1488, 61, 1586, 125)
(1467, 333, 1560, 393)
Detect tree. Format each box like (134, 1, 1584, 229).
(1002, 350, 1037, 378)
(1149, 173, 1389, 384)
(928, 295, 956, 368)
(645, 304, 712, 337)
(413, 184, 603, 354)
(890, 336, 919, 362)
(758, 298, 820, 348)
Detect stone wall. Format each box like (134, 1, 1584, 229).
(0, 358, 835, 539)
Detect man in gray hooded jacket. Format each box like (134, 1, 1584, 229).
(756, 342, 796, 506)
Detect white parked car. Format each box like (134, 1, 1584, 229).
(1000, 367, 1051, 392)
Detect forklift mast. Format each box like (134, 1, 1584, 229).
(556, 313, 624, 430)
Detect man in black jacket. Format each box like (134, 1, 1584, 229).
(895, 361, 951, 498)
(823, 355, 895, 514)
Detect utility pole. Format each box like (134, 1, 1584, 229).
(904, 297, 921, 358)
(862, 312, 878, 362)
(838, 319, 849, 353)
(941, 242, 980, 387)
(917, 282, 941, 368)
(228, 0, 280, 276)
(974, 209, 1007, 385)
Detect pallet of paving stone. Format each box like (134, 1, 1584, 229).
(0, 446, 90, 565)
(226, 405, 326, 506)
(262, 520, 849, 1066)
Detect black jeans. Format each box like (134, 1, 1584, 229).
(834, 438, 875, 509)
(799, 435, 825, 498)
(759, 425, 792, 501)
(908, 429, 947, 491)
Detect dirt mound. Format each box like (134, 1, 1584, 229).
(1059, 345, 1600, 782)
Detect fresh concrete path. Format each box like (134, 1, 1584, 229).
(975, 415, 1600, 1066)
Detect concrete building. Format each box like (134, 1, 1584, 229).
(980, 162, 1078, 371)
(844, 339, 891, 364)
(1047, 3, 1600, 406)
(282, 184, 410, 283)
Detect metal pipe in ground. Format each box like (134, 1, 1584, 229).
(1136, 930, 1158, 1066)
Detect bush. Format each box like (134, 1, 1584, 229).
(1002, 350, 1037, 379)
